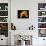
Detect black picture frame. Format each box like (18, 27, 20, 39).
(18, 10, 29, 19)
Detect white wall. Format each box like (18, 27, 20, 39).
(11, 0, 46, 30)
(11, 0, 46, 46)
(11, 0, 38, 30)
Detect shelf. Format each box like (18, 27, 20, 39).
(0, 16, 8, 17)
(38, 28, 46, 29)
(38, 10, 46, 11)
(38, 15, 46, 17)
(38, 3, 46, 37)
(0, 10, 8, 11)
(38, 22, 46, 23)
(0, 3, 8, 37)
(0, 22, 8, 23)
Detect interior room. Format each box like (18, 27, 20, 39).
(0, 0, 46, 46)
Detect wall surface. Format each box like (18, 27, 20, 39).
(11, 0, 46, 46)
(11, 0, 38, 30)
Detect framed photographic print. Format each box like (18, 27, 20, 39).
(0, 3, 8, 10)
(38, 29, 46, 37)
(18, 10, 29, 19)
(0, 17, 8, 22)
(38, 17, 46, 22)
(0, 11, 8, 16)
(38, 3, 46, 10)
(0, 23, 8, 37)
(38, 23, 46, 28)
